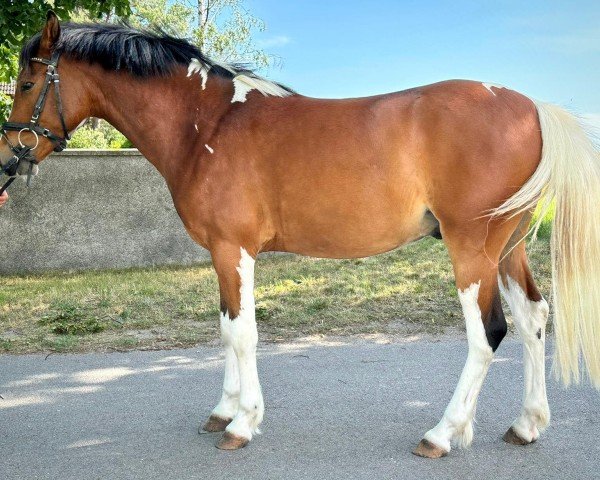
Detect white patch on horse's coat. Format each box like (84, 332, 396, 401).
(187, 58, 209, 90)
(424, 281, 493, 453)
(194, 124, 199, 133)
(482, 82, 506, 96)
(219, 248, 263, 441)
(499, 275, 550, 442)
(205, 144, 214, 154)
(231, 74, 292, 103)
(231, 76, 254, 103)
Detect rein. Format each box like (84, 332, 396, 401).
(0, 51, 70, 194)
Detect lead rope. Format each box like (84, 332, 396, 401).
(0, 177, 15, 196)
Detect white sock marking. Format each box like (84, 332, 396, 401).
(499, 275, 550, 442)
(222, 248, 263, 440)
(424, 281, 493, 452)
(210, 339, 240, 420)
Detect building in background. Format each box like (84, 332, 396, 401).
(0, 81, 16, 98)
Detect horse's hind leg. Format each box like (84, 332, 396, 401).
(413, 227, 509, 458)
(498, 241, 550, 445)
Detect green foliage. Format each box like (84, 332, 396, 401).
(68, 122, 134, 149)
(194, 0, 272, 67)
(68, 122, 133, 149)
(531, 201, 555, 240)
(69, 125, 110, 148)
(128, 0, 194, 35)
(118, 137, 134, 148)
(0, 93, 12, 124)
(0, 44, 19, 81)
(96, 121, 133, 148)
(39, 301, 107, 335)
(121, 0, 274, 67)
(0, 44, 18, 123)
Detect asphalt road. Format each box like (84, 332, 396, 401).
(1, 337, 598, 480)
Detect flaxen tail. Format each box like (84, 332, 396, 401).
(492, 100, 600, 388)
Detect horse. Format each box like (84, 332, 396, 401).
(2, 12, 599, 458)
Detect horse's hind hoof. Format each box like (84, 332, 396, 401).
(503, 426, 536, 446)
(412, 439, 448, 459)
(201, 415, 232, 433)
(216, 431, 249, 450)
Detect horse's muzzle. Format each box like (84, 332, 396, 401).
(0, 144, 39, 194)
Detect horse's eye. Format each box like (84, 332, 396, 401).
(21, 82, 34, 92)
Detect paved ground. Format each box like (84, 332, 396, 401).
(1, 337, 598, 480)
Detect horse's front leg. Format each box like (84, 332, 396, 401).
(202, 341, 239, 433)
(203, 243, 264, 450)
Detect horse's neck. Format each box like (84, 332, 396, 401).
(88, 66, 232, 183)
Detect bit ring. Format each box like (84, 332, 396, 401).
(18, 128, 39, 150)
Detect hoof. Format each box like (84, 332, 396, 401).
(412, 439, 448, 459)
(201, 415, 232, 433)
(503, 427, 535, 446)
(216, 431, 249, 450)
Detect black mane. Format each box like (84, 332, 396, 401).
(20, 22, 294, 92)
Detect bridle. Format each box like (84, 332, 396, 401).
(0, 51, 70, 194)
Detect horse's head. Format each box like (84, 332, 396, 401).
(1, 11, 86, 179)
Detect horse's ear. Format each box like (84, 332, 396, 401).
(40, 10, 60, 52)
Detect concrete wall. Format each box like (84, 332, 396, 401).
(0, 149, 209, 274)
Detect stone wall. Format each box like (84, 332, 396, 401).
(0, 149, 208, 274)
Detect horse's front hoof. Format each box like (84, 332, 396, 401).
(412, 439, 448, 459)
(216, 431, 249, 450)
(201, 415, 232, 433)
(503, 426, 536, 446)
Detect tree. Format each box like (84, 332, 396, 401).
(126, 0, 194, 35)
(123, 1, 273, 67)
(193, 0, 271, 68)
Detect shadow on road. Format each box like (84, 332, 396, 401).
(1, 338, 597, 480)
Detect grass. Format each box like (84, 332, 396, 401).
(38, 301, 109, 335)
(0, 221, 553, 354)
(532, 200, 555, 241)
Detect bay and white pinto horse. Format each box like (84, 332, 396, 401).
(2, 13, 599, 458)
